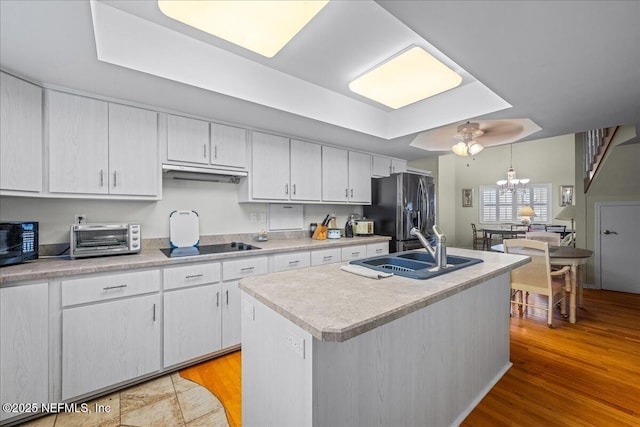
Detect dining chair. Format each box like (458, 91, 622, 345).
(528, 223, 546, 231)
(525, 231, 561, 245)
(471, 223, 487, 250)
(504, 239, 571, 328)
(560, 232, 574, 246)
(545, 225, 567, 234)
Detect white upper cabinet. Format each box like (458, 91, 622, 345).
(211, 122, 247, 169)
(108, 103, 158, 196)
(48, 90, 109, 194)
(0, 72, 42, 193)
(322, 146, 349, 202)
(290, 139, 321, 201)
(372, 155, 407, 177)
(322, 147, 371, 204)
(47, 90, 159, 198)
(167, 114, 209, 165)
(250, 131, 290, 200)
(166, 115, 247, 170)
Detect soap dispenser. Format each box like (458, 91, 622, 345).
(344, 218, 354, 238)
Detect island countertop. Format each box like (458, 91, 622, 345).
(240, 247, 529, 342)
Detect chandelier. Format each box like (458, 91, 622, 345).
(451, 122, 484, 156)
(496, 144, 529, 193)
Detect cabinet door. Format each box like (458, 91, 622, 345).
(322, 146, 349, 202)
(372, 156, 391, 178)
(290, 139, 321, 201)
(48, 90, 109, 194)
(164, 284, 222, 367)
(211, 123, 246, 169)
(108, 104, 158, 196)
(167, 114, 209, 165)
(0, 283, 48, 422)
(0, 72, 42, 192)
(391, 158, 407, 174)
(62, 294, 160, 400)
(251, 132, 290, 200)
(222, 280, 241, 349)
(348, 151, 372, 204)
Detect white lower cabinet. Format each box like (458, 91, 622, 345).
(62, 293, 161, 400)
(341, 244, 368, 261)
(0, 282, 48, 423)
(311, 247, 342, 266)
(222, 280, 241, 348)
(367, 242, 389, 257)
(270, 251, 311, 272)
(164, 284, 222, 368)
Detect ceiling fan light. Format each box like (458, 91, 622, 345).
(349, 46, 462, 109)
(496, 180, 508, 186)
(157, 0, 328, 58)
(468, 142, 484, 155)
(452, 142, 469, 156)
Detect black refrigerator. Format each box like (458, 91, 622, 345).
(364, 172, 435, 253)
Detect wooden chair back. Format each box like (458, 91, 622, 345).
(525, 231, 561, 245)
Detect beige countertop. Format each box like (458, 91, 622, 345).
(0, 235, 390, 284)
(240, 248, 530, 343)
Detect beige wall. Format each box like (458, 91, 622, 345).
(0, 179, 361, 245)
(411, 134, 575, 248)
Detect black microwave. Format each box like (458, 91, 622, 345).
(0, 221, 39, 267)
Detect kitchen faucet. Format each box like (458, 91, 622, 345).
(410, 225, 448, 270)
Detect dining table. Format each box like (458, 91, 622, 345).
(481, 228, 527, 246)
(491, 243, 593, 323)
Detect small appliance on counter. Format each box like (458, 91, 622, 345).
(353, 219, 374, 235)
(327, 228, 342, 239)
(0, 221, 39, 267)
(70, 223, 141, 259)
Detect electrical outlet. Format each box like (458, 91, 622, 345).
(74, 214, 87, 224)
(250, 213, 258, 223)
(286, 331, 305, 359)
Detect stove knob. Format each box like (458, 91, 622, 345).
(238, 243, 245, 250)
(231, 242, 236, 247)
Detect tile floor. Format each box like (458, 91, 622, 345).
(20, 373, 229, 427)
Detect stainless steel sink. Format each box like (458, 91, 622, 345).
(351, 250, 482, 280)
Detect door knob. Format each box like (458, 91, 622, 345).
(603, 230, 618, 235)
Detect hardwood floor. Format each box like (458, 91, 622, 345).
(182, 289, 640, 426)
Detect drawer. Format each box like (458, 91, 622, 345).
(163, 262, 220, 291)
(311, 248, 342, 266)
(367, 242, 389, 257)
(271, 251, 310, 272)
(62, 269, 160, 307)
(223, 256, 268, 281)
(341, 245, 367, 261)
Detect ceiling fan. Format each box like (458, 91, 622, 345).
(409, 118, 542, 154)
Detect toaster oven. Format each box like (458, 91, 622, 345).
(353, 220, 374, 235)
(70, 223, 141, 259)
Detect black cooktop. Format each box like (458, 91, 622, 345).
(160, 242, 260, 258)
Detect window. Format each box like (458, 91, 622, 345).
(479, 184, 552, 224)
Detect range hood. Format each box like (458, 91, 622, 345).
(162, 164, 248, 183)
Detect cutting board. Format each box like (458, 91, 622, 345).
(169, 210, 200, 248)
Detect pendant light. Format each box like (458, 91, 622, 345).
(496, 144, 529, 193)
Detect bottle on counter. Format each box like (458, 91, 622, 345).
(328, 214, 337, 229)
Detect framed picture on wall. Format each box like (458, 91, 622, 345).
(462, 188, 473, 207)
(560, 185, 574, 206)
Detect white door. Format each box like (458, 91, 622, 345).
(108, 103, 158, 196)
(598, 202, 640, 293)
(222, 280, 241, 348)
(164, 284, 222, 367)
(211, 123, 247, 169)
(322, 146, 349, 202)
(290, 139, 321, 201)
(348, 151, 372, 204)
(251, 131, 290, 200)
(167, 114, 209, 165)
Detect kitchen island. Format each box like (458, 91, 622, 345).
(240, 247, 529, 427)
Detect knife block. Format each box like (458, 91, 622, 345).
(312, 225, 327, 240)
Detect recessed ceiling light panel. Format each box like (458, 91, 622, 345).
(349, 46, 463, 109)
(158, 0, 328, 58)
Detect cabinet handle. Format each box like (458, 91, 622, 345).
(113, 170, 117, 187)
(240, 266, 255, 272)
(350, 189, 354, 198)
(345, 188, 348, 197)
(288, 260, 300, 265)
(226, 289, 229, 305)
(216, 291, 220, 307)
(103, 284, 127, 291)
(100, 169, 104, 187)
(323, 256, 333, 260)
(203, 144, 207, 158)
(352, 252, 360, 256)
(285, 184, 289, 195)
(153, 303, 156, 322)
(389, 165, 393, 174)
(185, 274, 204, 279)
(293, 184, 296, 195)
(214, 145, 218, 159)
(376, 248, 383, 253)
